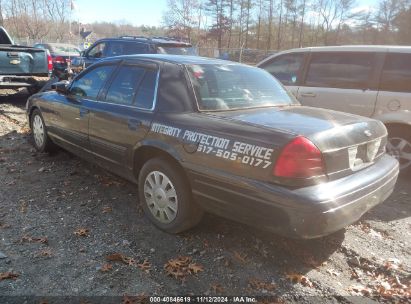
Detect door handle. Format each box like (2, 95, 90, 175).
(300, 92, 317, 98)
(128, 119, 141, 130)
(79, 108, 89, 118)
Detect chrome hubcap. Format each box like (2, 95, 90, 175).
(387, 137, 411, 170)
(144, 171, 178, 224)
(32, 115, 44, 148)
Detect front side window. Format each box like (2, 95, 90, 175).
(188, 64, 297, 111)
(262, 53, 304, 85)
(380, 53, 411, 93)
(305, 52, 375, 89)
(105, 66, 146, 105)
(87, 42, 107, 58)
(70, 65, 115, 99)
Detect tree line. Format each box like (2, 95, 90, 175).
(0, 0, 162, 44)
(164, 0, 411, 50)
(0, 0, 410, 52)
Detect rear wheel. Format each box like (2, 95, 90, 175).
(386, 125, 411, 173)
(30, 109, 54, 153)
(138, 157, 203, 233)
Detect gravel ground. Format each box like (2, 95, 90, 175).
(0, 91, 410, 303)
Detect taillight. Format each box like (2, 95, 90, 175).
(53, 56, 65, 64)
(274, 136, 325, 178)
(47, 52, 53, 72)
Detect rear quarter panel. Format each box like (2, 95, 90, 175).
(145, 112, 295, 183)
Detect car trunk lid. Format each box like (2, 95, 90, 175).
(0, 45, 48, 75)
(211, 106, 388, 181)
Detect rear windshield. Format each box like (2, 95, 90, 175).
(187, 64, 297, 111)
(51, 45, 80, 54)
(157, 45, 197, 55)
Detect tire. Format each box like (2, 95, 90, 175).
(138, 157, 203, 233)
(30, 109, 55, 153)
(386, 125, 411, 174)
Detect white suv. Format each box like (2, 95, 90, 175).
(258, 46, 411, 172)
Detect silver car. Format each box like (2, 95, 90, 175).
(258, 45, 411, 172)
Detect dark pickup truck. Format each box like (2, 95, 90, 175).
(0, 27, 51, 94)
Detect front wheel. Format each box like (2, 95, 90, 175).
(138, 158, 203, 233)
(30, 109, 54, 153)
(386, 125, 411, 173)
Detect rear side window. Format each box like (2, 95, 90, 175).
(123, 42, 149, 55)
(103, 65, 157, 109)
(135, 70, 158, 109)
(305, 52, 374, 89)
(105, 66, 146, 105)
(106, 42, 149, 57)
(380, 53, 411, 93)
(261, 53, 304, 85)
(70, 65, 114, 99)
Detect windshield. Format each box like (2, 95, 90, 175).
(157, 45, 197, 55)
(187, 64, 298, 111)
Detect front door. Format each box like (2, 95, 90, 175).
(51, 63, 116, 150)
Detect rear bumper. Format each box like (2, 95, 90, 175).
(188, 154, 399, 239)
(0, 75, 49, 89)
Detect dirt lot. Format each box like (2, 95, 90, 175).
(0, 91, 410, 303)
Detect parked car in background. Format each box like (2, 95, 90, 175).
(70, 36, 196, 73)
(33, 42, 81, 74)
(26, 55, 399, 238)
(0, 26, 51, 94)
(258, 46, 411, 172)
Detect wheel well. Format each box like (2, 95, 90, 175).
(384, 123, 411, 134)
(28, 106, 38, 128)
(133, 146, 184, 179)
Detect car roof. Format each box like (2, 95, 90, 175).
(258, 45, 411, 65)
(99, 36, 193, 46)
(100, 54, 239, 66)
(288, 45, 411, 52)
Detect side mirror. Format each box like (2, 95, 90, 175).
(52, 81, 70, 94)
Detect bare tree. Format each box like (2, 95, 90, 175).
(205, 0, 229, 50)
(266, 0, 274, 50)
(163, 0, 201, 41)
(45, 0, 71, 42)
(298, 0, 307, 47)
(277, 0, 283, 49)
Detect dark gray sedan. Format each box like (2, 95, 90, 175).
(26, 55, 399, 238)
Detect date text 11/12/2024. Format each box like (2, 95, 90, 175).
(149, 296, 258, 303)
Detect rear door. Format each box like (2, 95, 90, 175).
(376, 52, 411, 117)
(258, 52, 305, 97)
(88, 61, 159, 167)
(298, 52, 379, 117)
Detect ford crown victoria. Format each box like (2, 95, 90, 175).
(26, 55, 399, 239)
